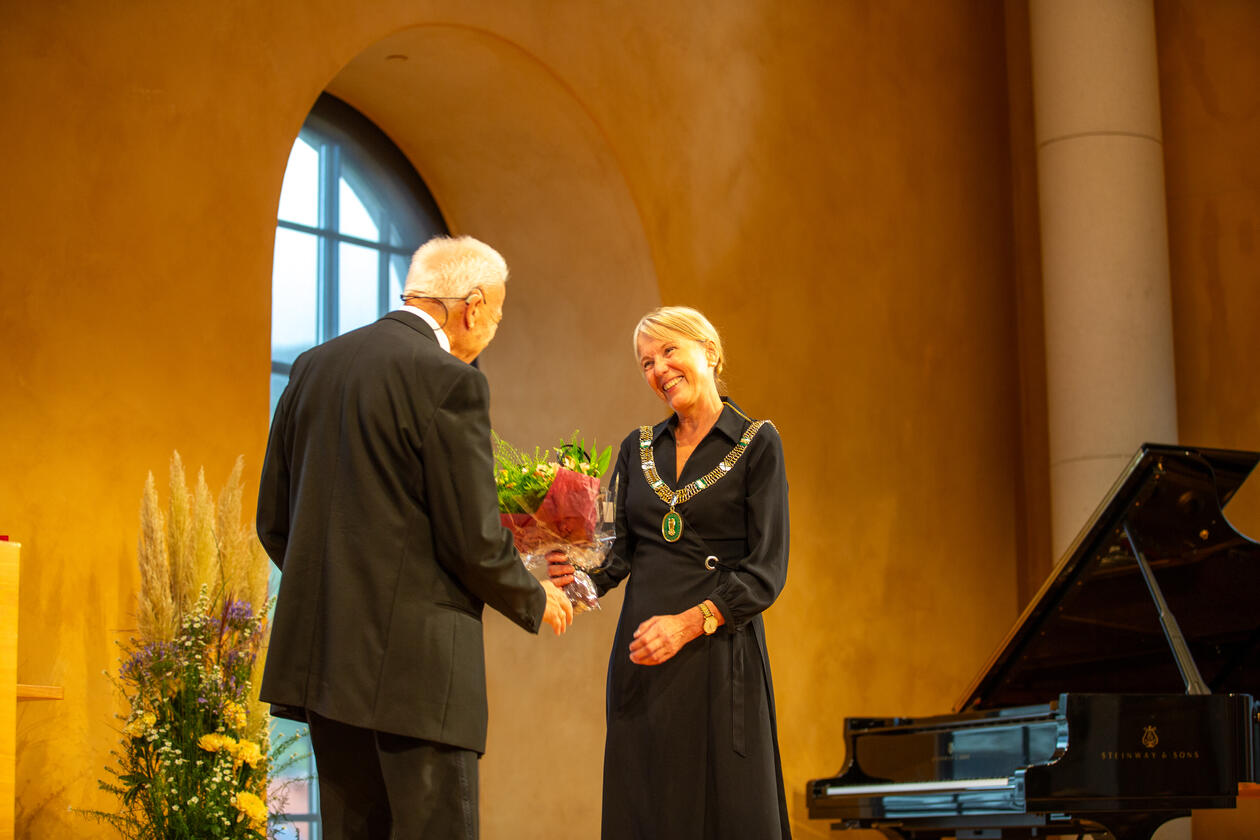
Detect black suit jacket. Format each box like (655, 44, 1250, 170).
(257, 311, 545, 753)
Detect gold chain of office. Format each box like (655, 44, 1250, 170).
(638, 420, 771, 542)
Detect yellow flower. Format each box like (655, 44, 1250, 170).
(223, 701, 248, 730)
(234, 739, 264, 768)
(124, 711, 158, 737)
(198, 733, 237, 753)
(232, 790, 268, 832)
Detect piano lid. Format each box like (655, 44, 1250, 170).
(957, 444, 1260, 712)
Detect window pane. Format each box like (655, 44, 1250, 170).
(271, 822, 317, 840)
(338, 242, 380, 334)
(339, 176, 379, 242)
(278, 137, 319, 226)
(272, 229, 319, 362)
(390, 253, 409, 304)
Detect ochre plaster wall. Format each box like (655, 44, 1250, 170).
(1157, 2, 1260, 833)
(1158, 0, 1260, 470)
(0, 2, 301, 833)
(3, 1, 1256, 838)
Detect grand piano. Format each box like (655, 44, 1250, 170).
(807, 444, 1260, 839)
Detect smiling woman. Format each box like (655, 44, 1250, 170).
(552, 305, 794, 840)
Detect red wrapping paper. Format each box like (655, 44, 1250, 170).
(500, 467, 600, 553)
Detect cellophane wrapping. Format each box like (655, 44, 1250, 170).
(500, 467, 613, 613)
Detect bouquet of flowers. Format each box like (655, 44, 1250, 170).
(98, 591, 287, 839)
(493, 432, 613, 613)
(82, 454, 300, 839)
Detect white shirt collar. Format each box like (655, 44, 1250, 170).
(395, 305, 451, 353)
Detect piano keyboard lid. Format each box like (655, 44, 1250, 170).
(956, 443, 1260, 712)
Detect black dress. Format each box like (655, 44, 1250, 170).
(591, 399, 792, 840)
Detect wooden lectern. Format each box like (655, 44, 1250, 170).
(0, 540, 62, 840)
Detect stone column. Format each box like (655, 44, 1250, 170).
(1029, 0, 1179, 559)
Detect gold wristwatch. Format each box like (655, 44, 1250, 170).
(698, 602, 717, 635)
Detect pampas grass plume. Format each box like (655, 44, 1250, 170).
(191, 468, 219, 608)
(167, 452, 196, 613)
(137, 473, 176, 641)
(216, 457, 249, 605)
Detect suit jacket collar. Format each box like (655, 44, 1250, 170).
(384, 309, 446, 351)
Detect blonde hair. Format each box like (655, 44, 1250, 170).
(633, 306, 726, 384)
(404, 235, 508, 298)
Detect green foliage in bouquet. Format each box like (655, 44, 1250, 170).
(492, 431, 612, 513)
(81, 453, 300, 839)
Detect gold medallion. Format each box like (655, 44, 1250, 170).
(638, 419, 773, 547)
(662, 510, 683, 542)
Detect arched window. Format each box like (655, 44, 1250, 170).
(268, 93, 446, 838)
(271, 93, 447, 413)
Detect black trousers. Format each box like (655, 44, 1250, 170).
(306, 711, 479, 840)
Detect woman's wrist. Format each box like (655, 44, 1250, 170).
(679, 607, 705, 638)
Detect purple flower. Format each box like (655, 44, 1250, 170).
(222, 599, 255, 629)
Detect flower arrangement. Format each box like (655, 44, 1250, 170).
(82, 453, 299, 839)
(493, 433, 614, 613)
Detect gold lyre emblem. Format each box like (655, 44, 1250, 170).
(662, 510, 683, 542)
(1142, 725, 1159, 749)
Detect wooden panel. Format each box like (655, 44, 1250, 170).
(16, 686, 62, 701)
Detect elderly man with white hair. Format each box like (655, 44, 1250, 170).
(258, 234, 572, 840)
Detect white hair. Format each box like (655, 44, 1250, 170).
(403, 235, 508, 298)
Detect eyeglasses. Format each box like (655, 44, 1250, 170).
(400, 289, 481, 306)
(400, 287, 500, 328)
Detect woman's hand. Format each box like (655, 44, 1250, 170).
(546, 549, 575, 587)
(629, 610, 703, 665)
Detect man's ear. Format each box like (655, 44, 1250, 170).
(464, 289, 486, 328)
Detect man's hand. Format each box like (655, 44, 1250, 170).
(546, 550, 575, 587)
(540, 579, 574, 635)
(628, 610, 702, 665)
